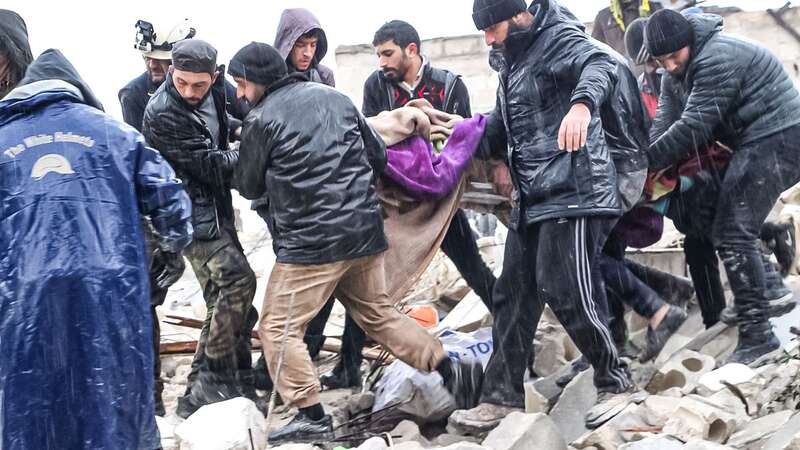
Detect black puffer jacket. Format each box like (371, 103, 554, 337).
(648, 14, 800, 169)
(142, 68, 238, 241)
(236, 75, 387, 264)
(483, 0, 640, 227)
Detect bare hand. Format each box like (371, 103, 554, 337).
(558, 103, 591, 152)
(492, 163, 513, 198)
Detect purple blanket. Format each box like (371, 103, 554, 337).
(383, 114, 487, 200)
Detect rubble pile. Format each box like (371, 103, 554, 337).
(155, 238, 800, 450)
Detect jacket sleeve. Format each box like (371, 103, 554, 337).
(134, 137, 193, 253)
(450, 78, 472, 118)
(362, 74, 384, 118)
(357, 111, 387, 174)
(118, 87, 147, 132)
(477, 95, 508, 162)
(569, 47, 619, 113)
(649, 76, 684, 143)
(235, 115, 271, 200)
(647, 55, 742, 170)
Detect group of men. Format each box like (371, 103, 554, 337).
(1, 0, 800, 447)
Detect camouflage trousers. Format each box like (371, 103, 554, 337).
(184, 228, 257, 385)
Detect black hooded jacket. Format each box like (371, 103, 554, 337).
(236, 74, 387, 264)
(274, 8, 335, 87)
(0, 9, 33, 94)
(119, 72, 247, 133)
(142, 68, 238, 241)
(648, 14, 800, 169)
(482, 0, 648, 227)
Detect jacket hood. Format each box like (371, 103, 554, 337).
(501, 0, 584, 64)
(0, 49, 103, 126)
(688, 13, 723, 56)
(274, 8, 329, 66)
(0, 9, 33, 85)
(18, 49, 104, 110)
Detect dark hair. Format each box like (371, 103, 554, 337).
(0, 33, 31, 87)
(299, 29, 319, 41)
(372, 20, 421, 52)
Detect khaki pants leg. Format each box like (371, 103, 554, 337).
(259, 260, 348, 408)
(335, 253, 447, 372)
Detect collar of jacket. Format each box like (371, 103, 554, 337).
(258, 72, 309, 104)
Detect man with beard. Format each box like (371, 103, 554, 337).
(304, 19, 499, 390)
(644, 9, 800, 365)
(451, 0, 644, 432)
(142, 40, 260, 418)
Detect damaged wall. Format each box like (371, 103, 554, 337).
(335, 6, 800, 113)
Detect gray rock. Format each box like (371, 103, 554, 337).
(618, 435, 683, 450)
(727, 410, 795, 449)
(390, 420, 430, 446)
(357, 438, 388, 450)
(434, 434, 481, 447)
(549, 369, 597, 444)
(681, 440, 735, 450)
(646, 350, 716, 395)
(662, 395, 743, 443)
(524, 382, 549, 414)
(571, 404, 651, 450)
(533, 371, 566, 407)
(764, 412, 800, 450)
(482, 412, 566, 450)
(642, 395, 679, 427)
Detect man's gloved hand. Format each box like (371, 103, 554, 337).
(153, 248, 186, 290)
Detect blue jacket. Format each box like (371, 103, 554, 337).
(0, 49, 192, 449)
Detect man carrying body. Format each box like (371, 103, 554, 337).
(142, 40, 259, 417)
(452, 0, 643, 431)
(644, 9, 800, 365)
(0, 44, 192, 447)
(231, 42, 482, 443)
(305, 19, 498, 389)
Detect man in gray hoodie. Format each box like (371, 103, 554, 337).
(274, 8, 335, 87)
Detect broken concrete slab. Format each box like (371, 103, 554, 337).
(533, 369, 567, 407)
(697, 326, 739, 364)
(726, 410, 795, 449)
(571, 404, 651, 450)
(482, 412, 566, 450)
(534, 324, 573, 377)
(390, 420, 431, 446)
(618, 435, 683, 450)
(642, 395, 679, 427)
(175, 397, 266, 450)
(357, 437, 389, 450)
(434, 433, 481, 447)
(524, 382, 549, 414)
(661, 395, 743, 443)
(697, 363, 759, 397)
(647, 350, 716, 395)
(681, 440, 735, 450)
(549, 369, 597, 444)
(763, 412, 800, 450)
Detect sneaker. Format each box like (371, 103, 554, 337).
(319, 366, 362, 390)
(639, 306, 688, 362)
(585, 387, 647, 429)
(726, 332, 781, 367)
(556, 356, 590, 388)
(267, 412, 333, 444)
(443, 359, 484, 410)
(447, 403, 523, 436)
(183, 369, 242, 415)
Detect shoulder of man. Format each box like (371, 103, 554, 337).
(118, 72, 149, 99)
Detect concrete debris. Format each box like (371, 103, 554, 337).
(572, 404, 652, 450)
(390, 420, 431, 447)
(618, 435, 683, 450)
(524, 382, 550, 414)
(661, 395, 743, 444)
(549, 369, 596, 444)
(726, 410, 795, 449)
(647, 349, 717, 395)
(681, 440, 735, 450)
(482, 412, 567, 450)
(763, 412, 800, 450)
(358, 437, 389, 450)
(697, 363, 760, 396)
(174, 397, 266, 450)
(642, 395, 679, 427)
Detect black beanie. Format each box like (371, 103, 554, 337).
(625, 18, 650, 65)
(645, 9, 694, 57)
(171, 40, 217, 76)
(228, 42, 287, 88)
(473, 0, 527, 30)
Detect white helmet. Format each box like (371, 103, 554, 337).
(134, 19, 195, 60)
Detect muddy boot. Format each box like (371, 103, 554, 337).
(639, 306, 688, 362)
(720, 287, 797, 326)
(448, 403, 523, 437)
(238, 370, 268, 417)
(726, 322, 781, 367)
(319, 361, 362, 390)
(268, 411, 333, 444)
(556, 356, 590, 388)
(585, 385, 647, 429)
